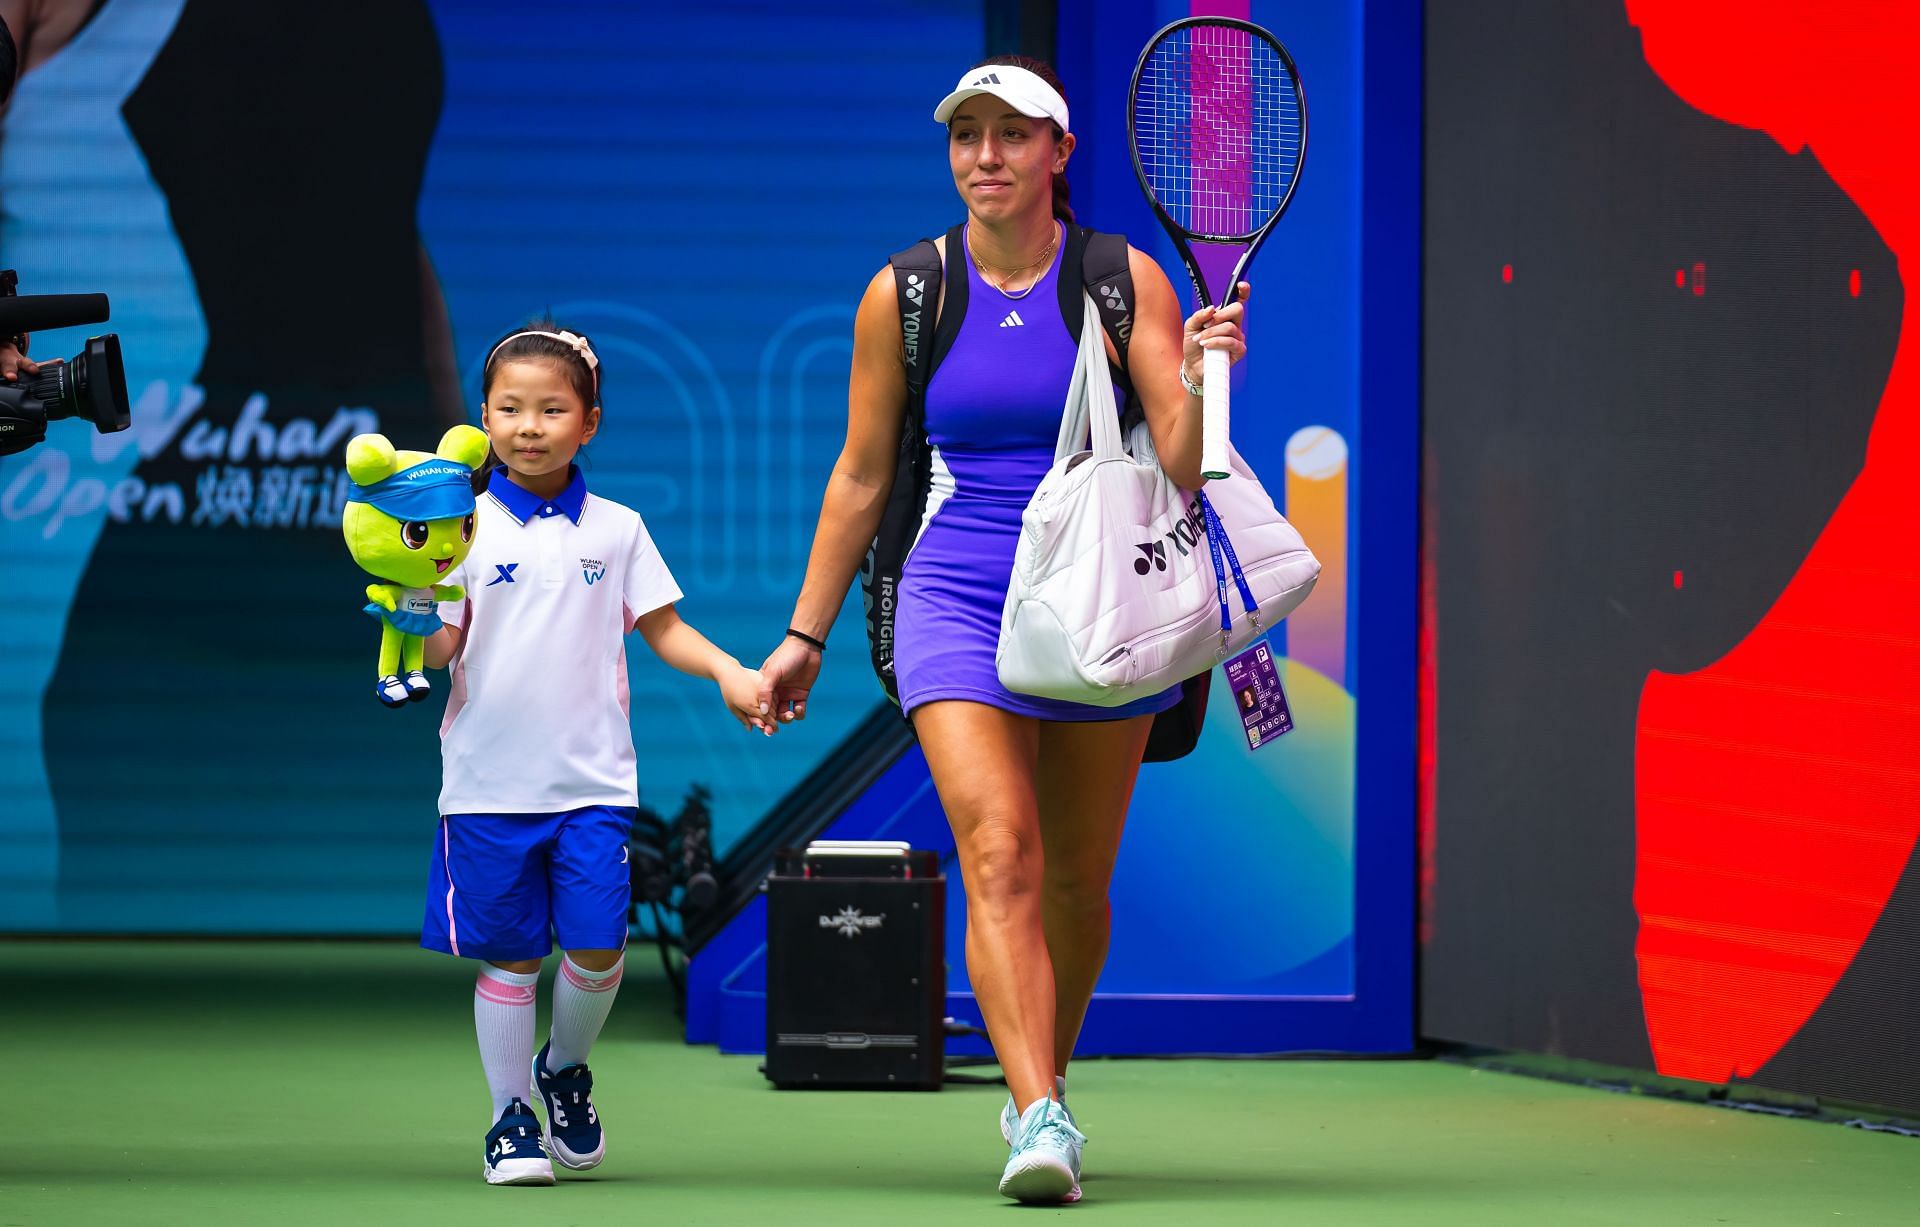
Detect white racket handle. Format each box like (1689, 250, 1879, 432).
(1200, 345, 1231, 480)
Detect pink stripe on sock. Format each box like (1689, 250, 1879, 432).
(561, 960, 623, 993)
(475, 976, 536, 1007)
(442, 819, 460, 957)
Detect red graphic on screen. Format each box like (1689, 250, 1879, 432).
(1629, 0, 1920, 1082)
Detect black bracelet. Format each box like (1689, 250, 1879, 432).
(786, 628, 827, 652)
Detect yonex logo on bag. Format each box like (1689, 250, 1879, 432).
(1098, 283, 1133, 345)
(999, 310, 1026, 328)
(821, 905, 885, 938)
(903, 274, 925, 367)
(487, 563, 518, 586)
(1135, 497, 1208, 577)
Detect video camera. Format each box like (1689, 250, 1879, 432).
(0, 272, 130, 458)
(0, 26, 131, 460)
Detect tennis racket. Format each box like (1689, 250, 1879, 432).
(1128, 17, 1306, 480)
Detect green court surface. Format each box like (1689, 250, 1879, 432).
(1, 941, 1912, 1226)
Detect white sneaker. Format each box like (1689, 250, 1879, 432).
(998, 1097, 1085, 1204)
(1000, 1077, 1080, 1178)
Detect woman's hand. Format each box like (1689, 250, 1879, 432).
(1180, 280, 1251, 391)
(757, 636, 822, 725)
(718, 662, 777, 736)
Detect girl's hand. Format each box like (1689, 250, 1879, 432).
(1181, 280, 1251, 391)
(720, 663, 777, 736)
(757, 636, 821, 725)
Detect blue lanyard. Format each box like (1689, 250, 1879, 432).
(1201, 494, 1259, 644)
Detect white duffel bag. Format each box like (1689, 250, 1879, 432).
(997, 295, 1322, 707)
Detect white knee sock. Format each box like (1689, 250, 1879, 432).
(474, 964, 540, 1122)
(546, 954, 624, 1072)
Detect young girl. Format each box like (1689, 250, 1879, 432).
(422, 321, 773, 1185)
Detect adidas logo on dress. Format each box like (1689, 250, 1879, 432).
(999, 310, 1026, 328)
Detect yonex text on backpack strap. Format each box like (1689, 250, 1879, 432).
(1057, 224, 1137, 405)
(862, 236, 946, 707)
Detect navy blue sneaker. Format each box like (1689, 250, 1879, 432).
(484, 1097, 554, 1186)
(532, 1041, 605, 1170)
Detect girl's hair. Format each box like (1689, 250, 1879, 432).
(481, 317, 600, 409)
(969, 54, 1074, 224)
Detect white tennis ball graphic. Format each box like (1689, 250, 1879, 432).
(1286, 426, 1348, 480)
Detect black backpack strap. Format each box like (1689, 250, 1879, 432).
(1081, 229, 1135, 370)
(1064, 226, 1209, 762)
(888, 237, 943, 417)
(867, 231, 964, 713)
(931, 222, 969, 376)
(1058, 224, 1137, 404)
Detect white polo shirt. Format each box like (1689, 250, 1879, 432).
(437, 466, 682, 815)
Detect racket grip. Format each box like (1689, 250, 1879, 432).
(1200, 346, 1231, 480)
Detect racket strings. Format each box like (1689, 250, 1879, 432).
(1133, 26, 1301, 239)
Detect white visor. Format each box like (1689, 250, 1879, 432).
(933, 63, 1069, 133)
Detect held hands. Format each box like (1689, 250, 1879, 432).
(432, 584, 465, 603)
(756, 635, 820, 727)
(1181, 280, 1252, 391)
(719, 661, 778, 737)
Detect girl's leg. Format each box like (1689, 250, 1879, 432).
(547, 805, 635, 1072)
(1034, 715, 1154, 1078)
(475, 957, 542, 1121)
(910, 700, 1054, 1111)
(548, 947, 623, 1071)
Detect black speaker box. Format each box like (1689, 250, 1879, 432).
(764, 845, 945, 1090)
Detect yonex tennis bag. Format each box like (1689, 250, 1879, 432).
(997, 294, 1320, 705)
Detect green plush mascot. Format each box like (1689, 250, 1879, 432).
(342, 424, 490, 707)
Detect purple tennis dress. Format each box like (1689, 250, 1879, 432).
(892, 234, 1181, 721)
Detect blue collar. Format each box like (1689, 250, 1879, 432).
(488, 465, 587, 525)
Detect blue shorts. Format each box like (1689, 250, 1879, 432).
(421, 806, 635, 962)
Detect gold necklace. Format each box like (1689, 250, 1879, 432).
(967, 224, 1059, 301)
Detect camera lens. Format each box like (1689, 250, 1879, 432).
(42, 334, 130, 435)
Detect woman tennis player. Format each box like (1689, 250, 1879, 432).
(757, 57, 1251, 1203)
